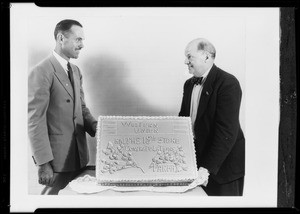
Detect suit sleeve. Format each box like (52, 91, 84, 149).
(201, 78, 242, 175)
(78, 68, 97, 137)
(28, 66, 54, 165)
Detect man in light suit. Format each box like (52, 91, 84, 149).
(28, 19, 97, 195)
(179, 38, 245, 196)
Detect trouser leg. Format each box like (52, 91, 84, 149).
(203, 176, 244, 196)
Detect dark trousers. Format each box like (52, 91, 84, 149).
(202, 176, 244, 196)
(41, 167, 86, 195)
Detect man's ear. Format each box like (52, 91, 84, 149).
(57, 33, 64, 43)
(204, 55, 209, 62)
(202, 51, 209, 61)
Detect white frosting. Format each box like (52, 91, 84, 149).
(96, 116, 197, 186)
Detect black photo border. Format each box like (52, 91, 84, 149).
(1, 1, 298, 213)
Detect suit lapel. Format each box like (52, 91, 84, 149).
(185, 80, 194, 116)
(196, 64, 218, 120)
(49, 55, 74, 100)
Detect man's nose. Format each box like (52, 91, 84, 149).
(79, 41, 84, 49)
(184, 58, 189, 65)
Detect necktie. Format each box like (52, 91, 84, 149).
(67, 62, 74, 88)
(191, 76, 203, 85)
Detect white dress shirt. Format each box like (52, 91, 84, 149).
(52, 50, 69, 76)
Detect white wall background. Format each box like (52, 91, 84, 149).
(27, 11, 246, 120)
(11, 4, 279, 211)
(27, 10, 246, 166)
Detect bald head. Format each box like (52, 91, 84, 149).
(187, 38, 216, 59)
(184, 38, 216, 77)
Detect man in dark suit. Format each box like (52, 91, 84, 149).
(28, 19, 97, 195)
(179, 38, 245, 196)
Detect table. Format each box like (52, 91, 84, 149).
(59, 166, 207, 196)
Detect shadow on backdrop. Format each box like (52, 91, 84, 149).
(28, 48, 50, 70)
(82, 54, 171, 164)
(82, 53, 169, 117)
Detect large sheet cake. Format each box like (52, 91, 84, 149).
(96, 116, 198, 186)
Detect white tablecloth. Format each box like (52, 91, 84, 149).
(59, 169, 207, 196)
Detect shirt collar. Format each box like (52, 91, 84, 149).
(192, 64, 213, 87)
(52, 50, 69, 71)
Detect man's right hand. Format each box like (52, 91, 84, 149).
(38, 162, 54, 186)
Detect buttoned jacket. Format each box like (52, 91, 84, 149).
(179, 64, 245, 184)
(28, 54, 97, 172)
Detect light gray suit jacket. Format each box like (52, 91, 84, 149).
(28, 54, 97, 172)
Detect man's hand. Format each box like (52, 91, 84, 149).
(38, 162, 54, 186)
(184, 166, 210, 191)
(92, 121, 97, 137)
(198, 167, 210, 187)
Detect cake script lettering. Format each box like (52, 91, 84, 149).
(123, 145, 175, 152)
(153, 164, 176, 173)
(121, 121, 159, 133)
(114, 136, 179, 145)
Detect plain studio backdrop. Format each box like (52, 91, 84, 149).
(11, 4, 279, 211)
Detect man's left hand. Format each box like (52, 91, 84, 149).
(197, 167, 210, 187)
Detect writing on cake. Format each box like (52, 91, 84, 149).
(96, 116, 198, 186)
(121, 121, 159, 133)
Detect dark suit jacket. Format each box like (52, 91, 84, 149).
(28, 54, 97, 172)
(179, 64, 245, 184)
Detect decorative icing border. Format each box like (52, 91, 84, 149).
(98, 181, 193, 186)
(96, 115, 198, 184)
